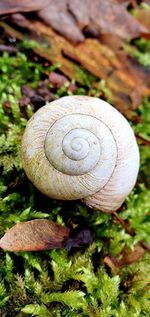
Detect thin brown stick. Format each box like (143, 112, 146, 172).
(112, 211, 135, 236)
(139, 240, 150, 253)
(136, 133, 150, 146)
(0, 44, 18, 52)
(111, 211, 150, 253)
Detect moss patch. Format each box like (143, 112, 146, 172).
(0, 46, 150, 317)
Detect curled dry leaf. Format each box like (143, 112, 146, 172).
(0, 0, 148, 43)
(38, 0, 85, 44)
(1, 20, 150, 118)
(118, 244, 145, 266)
(68, 0, 147, 40)
(65, 228, 94, 250)
(143, 0, 150, 4)
(0, 44, 18, 52)
(36, 0, 149, 42)
(0, 219, 70, 252)
(1, 20, 150, 117)
(104, 244, 145, 272)
(49, 72, 77, 92)
(0, 0, 50, 15)
(134, 7, 150, 31)
(10, 13, 35, 30)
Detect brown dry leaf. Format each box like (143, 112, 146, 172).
(11, 13, 37, 30)
(0, 219, 70, 251)
(0, 0, 50, 15)
(68, 0, 148, 40)
(113, 0, 130, 5)
(49, 72, 77, 92)
(104, 244, 145, 272)
(38, 0, 84, 44)
(0, 44, 17, 52)
(118, 244, 145, 266)
(1, 20, 150, 118)
(38, 0, 149, 42)
(98, 33, 124, 52)
(0, 0, 149, 43)
(26, 21, 150, 114)
(134, 7, 150, 31)
(103, 255, 120, 274)
(143, 0, 150, 4)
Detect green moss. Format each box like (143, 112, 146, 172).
(124, 4, 150, 68)
(124, 39, 150, 68)
(75, 65, 97, 87)
(0, 44, 150, 317)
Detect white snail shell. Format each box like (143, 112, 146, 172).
(21, 96, 140, 213)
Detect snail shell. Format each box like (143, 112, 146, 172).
(21, 96, 139, 212)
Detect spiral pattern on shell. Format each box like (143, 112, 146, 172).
(21, 96, 140, 212)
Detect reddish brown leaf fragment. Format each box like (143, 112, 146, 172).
(143, 0, 150, 5)
(65, 228, 94, 250)
(11, 13, 35, 30)
(0, 0, 50, 15)
(103, 255, 120, 274)
(0, 0, 148, 43)
(114, 0, 138, 8)
(38, 0, 84, 43)
(99, 34, 124, 52)
(104, 244, 145, 271)
(1, 21, 150, 118)
(0, 219, 70, 252)
(119, 245, 145, 266)
(134, 7, 150, 31)
(49, 72, 77, 92)
(69, 0, 148, 40)
(0, 44, 17, 52)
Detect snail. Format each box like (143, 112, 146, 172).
(21, 96, 139, 213)
(0, 96, 141, 252)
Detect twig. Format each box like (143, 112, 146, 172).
(136, 133, 150, 146)
(111, 210, 150, 253)
(0, 44, 18, 52)
(139, 240, 150, 253)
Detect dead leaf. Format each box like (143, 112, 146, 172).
(0, 0, 50, 15)
(0, 219, 70, 252)
(114, 0, 138, 8)
(31, 22, 150, 113)
(49, 72, 77, 92)
(39, 0, 149, 41)
(0, 44, 17, 52)
(118, 244, 145, 266)
(0, 0, 149, 43)
(65, 228, 94, 250)
(104, 244, 145, 271)
(103, 255, 120, 274)
(38, 0, 85, 44)
(11, 13, 36, 30)
(1, 20, 150, 118)
(68, 0, 148, 40)
(99, 33, 124, 51)
(143, 0, 150, 4)
(134, 7, 150, 31)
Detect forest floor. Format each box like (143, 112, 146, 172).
(0, 1, 150, 316)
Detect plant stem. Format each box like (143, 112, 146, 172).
(111, 211, 150, 253)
